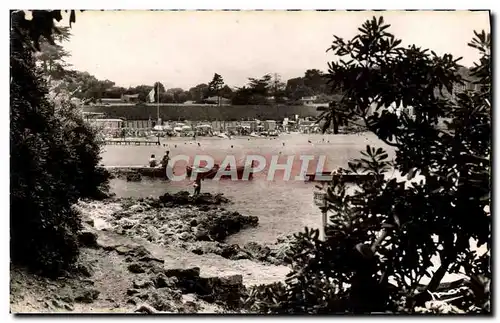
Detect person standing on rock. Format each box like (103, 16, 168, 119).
(193, 177, 202, 196)
(160, 151, 170, 169)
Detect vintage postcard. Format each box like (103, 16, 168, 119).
(10, 9, 491, 315)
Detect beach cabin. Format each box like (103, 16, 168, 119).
(300, 96, 318, 106)
(89, 118, 124, 137)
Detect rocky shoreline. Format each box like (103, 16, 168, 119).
(11, 191, 292, 313)
(81, 191, 293, 266)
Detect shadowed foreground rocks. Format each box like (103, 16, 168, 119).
(104, 243, 248, 312)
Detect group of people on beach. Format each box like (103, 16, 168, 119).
(148, 151, 202, 196)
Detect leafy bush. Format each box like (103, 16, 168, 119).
(10, 10, 109, 276)
(245, 17, 491, 314)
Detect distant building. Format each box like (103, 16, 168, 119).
(122, 94, 140, 103)
(264, 120, 276, 131)
(299, 95, 333, 108)
(100, 98, 123, 105)
(98, 94, 140, 105)
(300, 96, 318, 106)
(202, 96, 231, 105)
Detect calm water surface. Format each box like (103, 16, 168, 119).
(103, 133, 393, 244)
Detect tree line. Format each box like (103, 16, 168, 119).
(60, 69, 334, 105)
(35, 32, 336, 105)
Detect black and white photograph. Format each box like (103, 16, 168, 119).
(9, 8, 491, 315)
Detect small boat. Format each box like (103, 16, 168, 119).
(104, 165, 168, 179)
(186, 162, 254, 180)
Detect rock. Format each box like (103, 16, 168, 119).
(196, 211, 259, 242)
(154, 274, 169, 288)
(113, 210, 132, 220)
(130, 245, 151, 258)
(80, 278, 95, 286)
(134, 303, 158, 314)
(178, 232, 193, 241)
(83, 218, 95, 227)
(219, 274, 243, 286)
(232, 252, 251, 260)
(164, 267, 201, 280)
(74, 288, 100, 303)
(128, 263, 146, 274)
(137, 292, 150, 301)
(220, 244, 241, 259)
(129, 204, 144, 212)
(182, 301, 198, 313)
(147, 264, 165, 275)
(78, 230, 98, 248)
(138, 255, 164, 264)
(133, 279, 154, 289)
(126, 173, 142, 182)
(193, 226, 210, 241)
(191, 248, 204, 255)
(115, 245, 133, 255)
(182, 294, 197, 303)
(157, 287, 182, 301)
(243, 242, 271, 261)
(63, 303, 74, 311)
(198, 205, 210, 212)
(77, 263, 93, 277)
(204, 275, 246, 310)
(127, 297, 139, 305)
(117, 219, 136, 230)
(51, 299, 65, 308)
(149, 291, 176, 312)
(127, 288, 140, 296)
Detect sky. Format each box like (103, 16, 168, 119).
(60, 10, 491, 90)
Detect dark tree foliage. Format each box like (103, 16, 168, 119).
(244, 17, 491, 314)
(207, 73, 225, 105)
(188, 83, 209, 103)
(10, 10, 109, 276)
(231, 74, 274, 105)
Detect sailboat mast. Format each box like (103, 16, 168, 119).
(156, 83, 160, 123)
